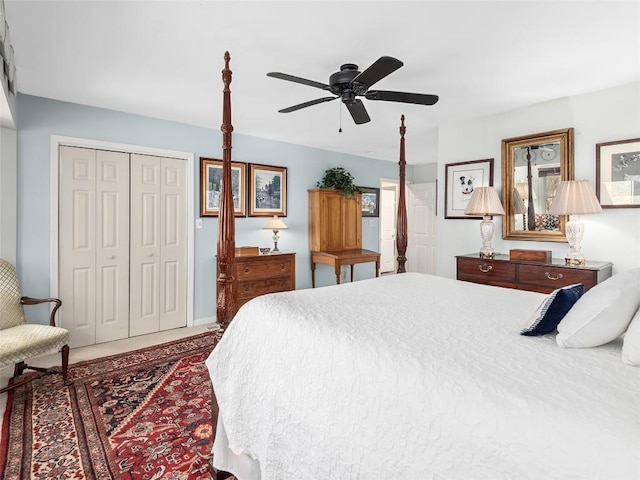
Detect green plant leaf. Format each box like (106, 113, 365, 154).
(316, 167, 361, 197)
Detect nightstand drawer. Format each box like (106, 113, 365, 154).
(518, 264, 597, 291)
(457, 257, 516, 284)
(225, 252, 296, 318)
(237, 277, 292, 300)
(236, 258, 292, 280)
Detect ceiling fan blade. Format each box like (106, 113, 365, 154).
(365, 90, 439, 105)
(278, 96, 338, 113)
(267, 72, 331, 91)
(351, 56, 403, 88)
(345, 99, 371, 124)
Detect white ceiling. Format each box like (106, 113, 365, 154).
(4, 1, 640, 164)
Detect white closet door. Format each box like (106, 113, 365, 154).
(130, 154, 161, 336)
(129, 154, 187, 336)
(159, 157, 187, 331)
(95, 150, 130, 343)
(59, 146, 129, 348)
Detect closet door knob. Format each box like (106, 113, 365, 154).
(146, 253, 154, 257)
(106, 255, 115, 260)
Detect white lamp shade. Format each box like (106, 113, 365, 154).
(549, 180, 603, 215)
(512, 188, 527, 214)
(515, 181, 537, 200)
(464, 187, 505, 216)
(263, 216, 288, 230)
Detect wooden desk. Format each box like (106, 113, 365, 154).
(310, 249, 381, 288)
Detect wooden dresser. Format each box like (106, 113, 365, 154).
(230, 252, 295, 316)
(456, 253, 612, 294)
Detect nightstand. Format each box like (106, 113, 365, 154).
(456, 253, 612, 294)
(232, 252, 295, 315)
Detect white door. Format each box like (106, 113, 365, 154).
(129, 154, 187, 337)
(60, 148, 187, 346)
(59, 146, 130, 348)
(379, 187, 397, 273)
(407, 182, 437, 274)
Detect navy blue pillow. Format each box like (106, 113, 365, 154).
(520, 283, 585, 336)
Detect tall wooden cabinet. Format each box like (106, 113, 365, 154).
(308, 189, 379, 287)
(308, 189, 362, 251)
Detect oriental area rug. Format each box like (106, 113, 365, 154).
(0, 331, 236, 480)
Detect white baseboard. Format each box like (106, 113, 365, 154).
(194, 316, 216, 327)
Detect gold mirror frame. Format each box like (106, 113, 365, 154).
(501, 128, 574, 242)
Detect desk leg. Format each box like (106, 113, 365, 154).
(335, 264, 341, 285)
(350, 265, 354, 282)
(375, 258, 380, 277)
(311, 259, 316, 288)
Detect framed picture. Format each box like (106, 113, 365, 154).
(200, 158, 246, 217)
(358, 186, 380, 217)
(596, 137, 640, 208)
(444, 158, 494, 219)
(248, 163, 287, 217)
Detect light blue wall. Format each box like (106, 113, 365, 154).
(15, 94, 409, 324)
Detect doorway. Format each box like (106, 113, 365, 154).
(379, 180, 399, 273)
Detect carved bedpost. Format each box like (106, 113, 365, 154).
(216, 51, 236, 329)
(396, 115, 408, 273)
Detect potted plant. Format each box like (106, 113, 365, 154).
(316, 167, 361, 198)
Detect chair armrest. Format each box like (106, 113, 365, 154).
(21, 296, 63, 327)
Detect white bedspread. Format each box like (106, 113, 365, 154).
(205, 273, 640, 480)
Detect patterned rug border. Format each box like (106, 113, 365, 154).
(68, 330, 220, 381)
(0, 330, 222, 479)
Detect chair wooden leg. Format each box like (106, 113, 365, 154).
(61, 344, 69, 385)
(14, 361, 26, 377)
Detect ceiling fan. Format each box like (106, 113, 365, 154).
(266, 56, 439, 125)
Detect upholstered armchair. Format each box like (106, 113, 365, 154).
(0, 259, 70, 393)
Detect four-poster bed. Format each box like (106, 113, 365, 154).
(209, 53, 638, 480)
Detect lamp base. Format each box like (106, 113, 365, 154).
(272, 230, 280, 252)
(478, 216, 496, 260)
(564, 215, 585, 266)
(565, 254, 586, 267)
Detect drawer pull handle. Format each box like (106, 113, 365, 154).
(545, 272, 564, 281)
(244, 268, 250, 273)
(244, 286, 250, 292)
(478, 265, 493, 273)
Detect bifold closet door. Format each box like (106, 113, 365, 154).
(129, 154, 187, 337)
(59, 146, 130, 348)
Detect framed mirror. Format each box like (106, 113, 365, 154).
(501, 128, 574, 241)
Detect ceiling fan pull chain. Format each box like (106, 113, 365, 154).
(338, 101, 342, 133)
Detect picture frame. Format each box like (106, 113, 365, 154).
(357, 186, 380, 217)
(200, 158, 246, 217)
(444, 158, 494, 219)
(596, 137, 640, 208)
(248, 163, 287, 217)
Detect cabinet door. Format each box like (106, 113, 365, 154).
(321, 191, 344, 250)
(342, 194, 362, 249)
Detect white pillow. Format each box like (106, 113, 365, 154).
(622, 307, 640, 366)
(556, 267, 640, 348)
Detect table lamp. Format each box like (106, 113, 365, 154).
(464, 186, 505, 259)
(549, 180, 602, 266)
(262, 216, 288, 252)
